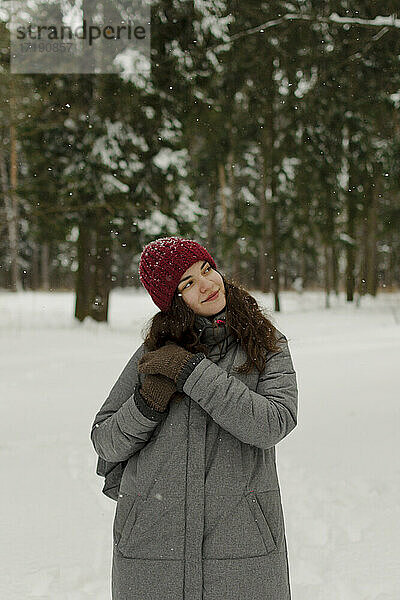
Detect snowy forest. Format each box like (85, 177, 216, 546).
(2, 4, 400, 600)
(1, 1, 400, 320)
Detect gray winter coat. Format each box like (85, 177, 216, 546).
(90, 309, 298, 599)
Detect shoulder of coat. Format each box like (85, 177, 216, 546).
(273, 327, 287, 343)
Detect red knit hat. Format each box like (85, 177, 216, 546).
(139, 237, 218, 311)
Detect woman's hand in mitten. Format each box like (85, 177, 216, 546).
(139, 373, 178, 413)
(138, 343, 197, 384)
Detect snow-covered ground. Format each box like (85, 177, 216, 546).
(1, 288, 399, 600)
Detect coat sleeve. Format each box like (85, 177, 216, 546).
(180, 334, 298, 450)
(90, 343, 168, 462)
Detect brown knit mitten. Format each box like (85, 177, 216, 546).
(139, 373, 179, 412)
(138, 343, 201, 384)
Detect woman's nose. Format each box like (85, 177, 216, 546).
(199, 278, 212, 292)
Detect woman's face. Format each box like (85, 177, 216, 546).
(176, 260, 226, 316)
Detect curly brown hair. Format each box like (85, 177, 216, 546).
(141, 275, 283, 375)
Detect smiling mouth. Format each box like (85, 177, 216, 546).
(203, 291, 219, 302)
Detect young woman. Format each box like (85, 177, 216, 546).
(91, 236, 298, 600)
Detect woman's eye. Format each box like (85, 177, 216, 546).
(182, 266, 211, 291)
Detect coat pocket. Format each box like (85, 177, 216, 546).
(245, 491, 277, 554)
(113, 492, 140, 547)
(245, 489, 284, 552)
(203, 493, 275, 559)
(116, 494, 185, 560)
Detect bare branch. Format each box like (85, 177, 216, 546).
(214, 13, 400, 50)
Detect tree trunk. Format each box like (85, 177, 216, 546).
(270, 200, 280, 311)
(324, 242, 331, 308)
(262, 58, 280, 311)
(366, 179, 379, 296)
(357, 177, 379, 298)
(0, 136, 20, 292)
(89, 210, 112, 322)
(9, 116, 20, 291)
(358, 193, 369, 297)
(332, 240, 339, 295)
(345, 180, 357, 302)
(259, 152, 269, 293)
(227, 150, 241, 280)
(75, 217, 95, 321)
(218, 159, 238, 279)
(326, 200, 337, 300)
(300, 228, 307, 288)
(386, 230, 394, 288)
(218, 162, 228, 236)
(41, 242, 50, 290)
(31, 241, 40, 290)
(207, 182, 217, 255)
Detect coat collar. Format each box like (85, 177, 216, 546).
(194, 307, 227, 343)
(194, 308, 238, 359)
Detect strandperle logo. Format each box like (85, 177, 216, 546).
(10, 0, 151, 74)
(15, 20, 147, 47)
